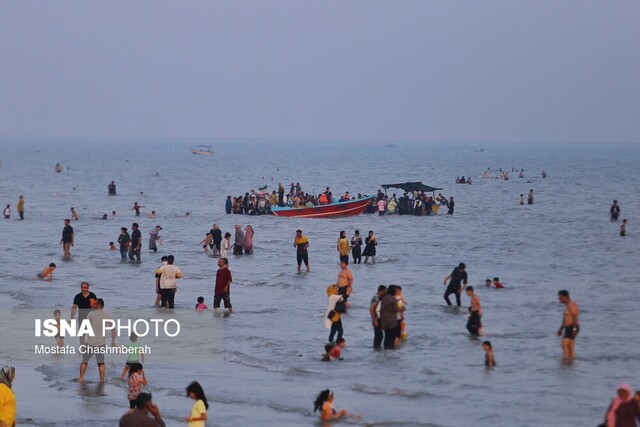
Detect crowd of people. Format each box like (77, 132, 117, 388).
(0, 165, 635, 426)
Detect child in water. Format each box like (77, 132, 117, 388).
(37, 263, 56, 280)
(121, 333, 145, 380)
(492, 277, 505, 289)
(127, 363, 147, 409)
(185, 381, 209, 426)
(195, 297, 208, 311)
(483, 341, 496, 367)
(109, 242, 117, 250)
(53, 309, 64, 347)
(620, 219, 627, 236)
(313, 389, 358, 421)
(198, 233, 212, 253)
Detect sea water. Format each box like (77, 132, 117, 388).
(0, 140, 638, 426)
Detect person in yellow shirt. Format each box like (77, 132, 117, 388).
(337, 231, 350, 264)
(16, 196, 25, 220)
(0, 365, 16, 427)
(293, 230, 310, 273)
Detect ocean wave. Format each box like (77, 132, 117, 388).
(350, 383, 431, 399)
(224, 350, 310, 375)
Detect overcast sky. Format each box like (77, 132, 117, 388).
(1, 1, 638, 143)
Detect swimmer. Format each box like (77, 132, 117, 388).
(148, 211, 156, 219)
(109, 242, 117, 251)
(70, 207, 79, 221)
(620, 219, 627, 236)
(37, 263, 56, 280)
(112, 210, 117, 217)
(101, 214, 108, 220)
(520, 194, 524, 205)
(485, 279, 492, 288)
(55, 163, 62, 172)
(491, 277, 505, 289)
(482, 341, 495, 367)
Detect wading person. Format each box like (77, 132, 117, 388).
(214, 257, 233, 313)
(78, 298, 116, 383)
(337, 231, 350, 264)
(370, 285, 387, 349)
(465, 286, 482, 336)
(60, 218, 74, 258)
(443, 263, 468, 307)
(294, 229, 310, 273)
(156, 255, 182, 309)
(70, 281, 97, 345)
(118, 227, 131, 260)
(128, 223, 142, 262)
(557, 290, 579, 359)
(351, 230, 362, 264)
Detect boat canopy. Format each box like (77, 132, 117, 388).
(381, 181, 442, 193)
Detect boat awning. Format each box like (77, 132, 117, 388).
(381, 181, 442, 192)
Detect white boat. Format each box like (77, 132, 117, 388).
(191, 145, 213, 155)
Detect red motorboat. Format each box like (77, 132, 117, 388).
(270, 197, 374, 218)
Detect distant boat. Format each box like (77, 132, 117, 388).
(191, 145, 213, 155)
(271, 197, 374, 218)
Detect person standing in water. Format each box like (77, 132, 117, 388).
(527, 189, 534, 205)
(337, 231, 350, 264)
(620, 219, 627, 236)
(61, 218, 74, 258)
(351, 230, 362, 264)
(362, 230, 377, 264)
(294, 229, 310, 273)
(156, 255, 182, 309)
(185, 382, 209, 426)
(336, 261, 353, 301)
(443, 262, 468, 307)
(16, 195, 25, 220)
(118, 227, 130, 260)
(108, 181, 117, 195)
(244, 225, 254, 254)
(370, 285, 387, 349)
(213, 257, 233, 313)
(233, 224, 245, 255)
(129, 223, 142, 262)
(149, 226, 162, 253)
(447, 197, 455, 214)
(557, 290, 579, 359)
(465, 286, 482, 336)
(210, 224, 222, 257)
(609, 200, 621, 221)
(131, 202, 144, 217)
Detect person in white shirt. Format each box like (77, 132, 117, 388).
(156, 255, 182, 309)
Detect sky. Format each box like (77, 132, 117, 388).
(1, 1, 639, 144)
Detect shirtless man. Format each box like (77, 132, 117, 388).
(465, 286, 483, 336)
(557, 290, 579, 359)
(336, 262, 353, 302)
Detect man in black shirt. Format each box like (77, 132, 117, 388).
(70, 281, 97, 344)
(129, 222, 142, 262)
(443, 263, 468, 307)
(60, 218, 74, 258)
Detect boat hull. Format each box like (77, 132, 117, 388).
(271, 197, 373, 218)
